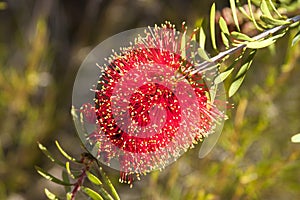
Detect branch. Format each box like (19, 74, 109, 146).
(190, 15, 300, 76)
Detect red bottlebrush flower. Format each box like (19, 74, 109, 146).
(73, 22, 226, 187)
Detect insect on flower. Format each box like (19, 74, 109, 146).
(72, 22, 226, 187)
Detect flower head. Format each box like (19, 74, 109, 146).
(73, 22, 226, 186)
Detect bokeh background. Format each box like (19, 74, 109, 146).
(0, 0, 300, 199)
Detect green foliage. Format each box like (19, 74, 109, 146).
(146, 35, 300, 198)
(37, 0, 300, 199)
(292, 30, 300, 46)
(86, 171, 102, 185)
(210, 3, 217, 51)
(1, 0, 300, 199)
(55, 140, 80, 163)
(36, 166, 73, 186)
(45, 188, 59, 200)
(36, 142, 120, 200)
(82, 187, 104, 200)
(228, 50, 256, 97)
(230, 0, 241, 31)
(193, 0, 300, 99)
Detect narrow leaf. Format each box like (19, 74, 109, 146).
(208, 84, 217, 104)
(99, 167, 120, 200)
(199, 27, 206, 49)
(62, 170, 71, 193)
(198, 48, 211, 61)
(210, 3, 217, 51)
(229, 50, 256, 97)
(229, 0, 240, 31)
(219, 49, 245, 76)
(236, 1, 251, 20)
(82, 187, 104, 200)
(37, 142, 64, 167)
(221, 32, 230, 48)
(231, 31, 254, 41)
(55, 140, 79, 162)
(219, 17, 230, 48)
(246, 38, 276, 49)
(260, 15, 290, 26)
(219, 17, 229, 35)
(260, 0, 273, 19)
(229, 75, 246, 97)
(44, 188, 59, 200)
(292, 31, 300, 46)
(214, 68, 234, 84)
(268, 0, 282, 18)
(236, 50, 256, 77)
(247, 0, 263, 31)
(35, 166, 73, 186)
(98, 188, 114, 200)
(65, 162, 75, 179)
(291, 133, 300, 143)
(86, 171, 102, 185)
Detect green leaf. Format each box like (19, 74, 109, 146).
(199, 27, 206, 49)
(268, 0, 282, 18)
(82, 187, 104, 200)
(62, 170, 71, 193)
(229, 50, 256, 97)
(44, 188, 59, 200)
(198, 48, 211, 61)
(229, 75, 245, 98)
(229, 0, 240, 31)
(292, 31, 300, 46)
(214, 68, 234, 85)
(260, 0, 273, 19)
(55, 140, 79, 163)
(260, 15, 290, 26)
(220, 49, 245, 76)
(219, 17, 229, 35)
(247, 0, 263, 31)
(66, 192, 72, 200)
(236, 50, 256, 77)
(210, 3, 217, 51)
(236, 0, 251, 20)
(208, 84, 217, 104)
(221, 32, 230, 48)
(99, 167, 120, 200)
(219, 17, 230, 48)
(37, 142, 65, 167)
(35, 166, 73, 186)
(98, 188, 114, 200)
(231, 31, 254, 41)
(86, 171, 102, 185)
(235, 1, 249, 18)
(246, 38, 276, 49)
(65, 162, 75, 179)
(291, 133, 300, 143)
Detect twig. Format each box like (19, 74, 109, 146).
(189, 15, 300, 76)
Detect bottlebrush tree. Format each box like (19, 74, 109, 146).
(36, 0, 300, 199)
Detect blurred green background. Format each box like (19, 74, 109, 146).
(0, 0, 300, 199)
